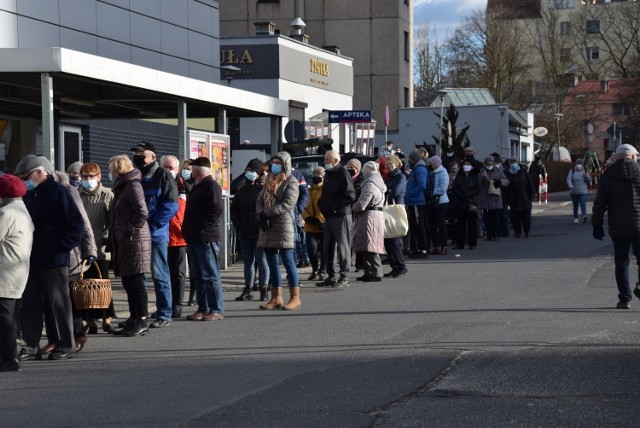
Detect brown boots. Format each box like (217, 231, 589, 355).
(259, 286, 301, 310)
(282, 287, 301, 310)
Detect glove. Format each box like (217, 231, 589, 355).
(592, 226, 605, 241)
(260, 219, 270, 232)
(257, 211, 267, 221)
(306, 216, 318, 224)
(493, 179, 501, 187)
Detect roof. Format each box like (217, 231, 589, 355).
(565, 80, 633, 103)
(429, 88, 496, 107)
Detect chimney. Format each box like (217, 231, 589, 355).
(600, 79, 609, 93)
(254, 21, 276, 36)
(290, 17, 309, 44)
(323, 45, 341, 55)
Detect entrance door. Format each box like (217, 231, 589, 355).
(57, 125, 82, 171)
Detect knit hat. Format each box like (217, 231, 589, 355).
(246, 158, 264, 173)
(37, 156, 56, 176)
(14, 154, 46, 176)
(67, 161, 83, 175)
(484, 156, 494, 164)
(408, 151, 421, 163)
(387, 155, 402, 168)
(362, 161, 379, 177)
(0, 174, 27, 198)
(346, 158, 361, 171)
(428, 156, 442, 169)
(616, 143, 639, 158)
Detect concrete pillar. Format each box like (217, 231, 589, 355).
(41, 73, 54, 164)
(177, 100, 188, 161)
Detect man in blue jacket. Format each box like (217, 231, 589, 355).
(15, 155, 84, 361)
(131, 142, 179, 328)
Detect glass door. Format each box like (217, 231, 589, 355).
(57, 125, 82, 171)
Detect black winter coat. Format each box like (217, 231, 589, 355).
(592, 159, 640, 238)
(318, 164, 355, 218)
(230, 174, 265, 240)
(452, 171, 480, 210)
(504, 169, 533, 211)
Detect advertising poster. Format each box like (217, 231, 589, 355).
(187, 130, 230, 195)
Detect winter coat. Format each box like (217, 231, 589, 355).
(352, 173, 364, 200)
(168, 175, 190, 247)
(65, 182, 97, 278)
(352, 172, 387, 254)
(592, 158, 640, 238)
(405, 161, 428, 206)
(0, 198, 34, 299)
(431, 165, 450, 205)
(302, 182, 326, 234)
(79, 183, 114, 261)
(566, 169, 591, 194)
(22, 176, 84, 270)
(139, 162, 179, 244)
(110, 169, 151, 277)
(182, 175, 223, 244)
(529, 161, 547, 184)
(505, 169, 534, 211)
(291, 169, 309, 226)
(452, 170, 481, 210)
(230, 173, 265, 240)
(478, 167, 509, 210)
(257, 151, 300, 249)
(318, 163, 355, 218)
(385, 169, 406, 205)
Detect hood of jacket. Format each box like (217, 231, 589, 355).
(606, 158, 640, 182)
(365, 171, 387, 194)
(272, 151, 292, 176)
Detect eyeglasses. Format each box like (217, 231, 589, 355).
(81, 174, 98, 179)
(22, 169, 38, 181)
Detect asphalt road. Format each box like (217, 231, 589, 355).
(2, 192, 639, 427)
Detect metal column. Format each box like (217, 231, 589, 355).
(270, 116, 281, 155)
(41, 73, 55, 164)
(177, 100, 188, 161)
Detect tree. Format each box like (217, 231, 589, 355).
(413, 24, 447, 107)
(432, 103, 470, 158)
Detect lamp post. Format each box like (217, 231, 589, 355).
(554, 113, 563, 160)
(221, 65, 241, 86)
(436, 90, 447, 156)
(498, 105, 507, 158)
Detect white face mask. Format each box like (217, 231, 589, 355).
(324, 163, 334, 171)
(575, 165, 584, 171)
(169, 170, 178, 179)
(463, 165, 472, 172)
(485, 165, 494, 171)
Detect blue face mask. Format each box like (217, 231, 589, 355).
(245, 171, 258, 181)
(81, 179, 98, 189)
(24, 179, 37, 191)
(181, 169, 192, 180)
(509, 164, 520, 173)
(271, 164, 283, 175)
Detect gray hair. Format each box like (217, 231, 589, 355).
(324, 150, 341, 162)
(160, 155, 179, 168)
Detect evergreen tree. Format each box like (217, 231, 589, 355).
(432, 103, 471, 158)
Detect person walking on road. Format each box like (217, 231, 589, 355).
(567, 159, 592, 224)
(592, 144, 640, 310)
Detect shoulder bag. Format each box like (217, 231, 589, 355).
(383, 200, 409, 239)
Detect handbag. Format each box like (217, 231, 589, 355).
(70, 260, 112, 309)
(488, 181, 501, 196)
(383, 202, 409, 239)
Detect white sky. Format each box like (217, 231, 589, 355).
(415, 0, 488, 40)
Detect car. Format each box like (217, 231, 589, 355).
(290, 153, 378, 185)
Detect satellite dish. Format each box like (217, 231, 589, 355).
(533, 127, 548, 137)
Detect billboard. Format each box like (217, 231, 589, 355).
(188, 130, 230, 195)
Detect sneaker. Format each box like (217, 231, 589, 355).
(333, 276, 350, 288)
(616, 301, 631, 309)
(634, 283, 640, 300)
(573, 218, 579, 225)
(582, 216, 588, 224)
(18, 347, 41, 361)
(150, 319, 171, 328)
(315, 278, 336, 287)
(201, 312, 224, 321)
(392, 268, 408, 278)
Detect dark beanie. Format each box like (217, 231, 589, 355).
(408, 151, 421, 163)
(246, 158, 264, 172)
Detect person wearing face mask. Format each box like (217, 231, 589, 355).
(425, 156, 450, 255)
(383, 156, 408, 278)
(379, 141, 395, 157)
(66, 161, 83, 188)
(316, 150, 356, 288)
(405, 150, 429, 258)
(504, 158, 534, 238)
(478, 157, 509, 242)
(0, 174, 34, 372)
(230, 158, 270, 302)
(567, 159, 592, 224)
(461, 146, 484, 172)
(78, 162, 116, 335)
(452, 160, 481, 249)
(346, 158, 364, 272)
(442, 150, 461, 172)
(13, 154, 84, 360)
(129, 142, 179, 329)
(179, 159, 197, 306)
(302, 167, 327, 281)
(529, 155, 547, 203)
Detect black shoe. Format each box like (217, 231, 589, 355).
(616, 301, 631, 309)
(123, 319, 150, 337)
(172, 307, 183, 318)
(383, 270, 397, 278)
(362, 276, 382, 282)
(117, 318, 132, 329)
(235, 289, 253, 301)
(392, 268, 408, 278)
(333, 276, 350, 288)
(18, 348, 41, 361)
(356, 275, 370, 281)
(87, 325, 99, 335)
(0, 359, 21, 372)
(634, 284, 640, 300)
(316, 278, 336, 287)
(48, 350, 76, 360)
(150, 319, 171, 328)
(259, 285, 269, 301)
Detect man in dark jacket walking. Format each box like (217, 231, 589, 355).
(131, 142, 179, 328)
(182, 157, 225, 321)
(316, 150, 355, 288)
(592, 144, 640, 309)
(15, 155, 84, 361)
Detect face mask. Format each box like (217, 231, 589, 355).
(485, 165, 494, 171)
(69, 176, 80, 187)
(245, 171, 258, 181)
(312, 176, 323, 185)
(462, 165, 472, 173)
(169, 170, 177, 179)
(509, 164, 520, 173)
(347, 169, 357, 177)
(271, 164, 283, 175)
(24, 179, 37, 191)
(324, 163, 334, 171)
(575, 165, 584, 171)
(447, 152, 454, 157)
(181, 169, 191, 180)
(81, 179, 98, 189)
(132, 155, 146, 168)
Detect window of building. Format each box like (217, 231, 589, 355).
(560, 21, 571, 36)
(257, 0, 280, 3)
(404, 31, 409, 62)
(613, 103, 630, 115)
(586, 47, 599, 61)
(549, 0, 576, 9)
(586, 20, 600, 34)
(404, 87, 409, 107)
(560, 48, 571, 61)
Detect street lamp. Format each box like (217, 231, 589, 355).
(498, 105, 507, 158)
(436, 90, 447, 156)
(221, 65, 241, 86)
(554, 113, 563, 160)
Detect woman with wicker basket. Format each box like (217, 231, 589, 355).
(108, 155, 152, 337)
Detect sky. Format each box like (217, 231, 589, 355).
(414, 0, 488, 40)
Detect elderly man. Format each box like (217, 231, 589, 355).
(316, 150, 355, 288)
(130, 142, 179, 328)
(182, 157, 225, 321)
(592, 144, 640, 309)
(14, 155, 84, 361)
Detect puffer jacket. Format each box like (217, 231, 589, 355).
(592, 158, 640, 238)
(478, 166, 509, 210)
(567, 168, 591, 194)
(302, 182, 325, 234)
(352, 171, 387, 254)
(0, 198, 34, 299)
(110, 169, 151, 277)
(431, 165, 450, 205)
(505, 168, 533, 211)
(139, 161, 179, 244)
(257, 152, 300, 249)
(230, 173, 265, 239)
(79, 182, 114, 261)
(405, 161, 428, 206)
(385, 168, 406, 205)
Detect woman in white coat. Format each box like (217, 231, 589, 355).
(0, 175, 34, 372)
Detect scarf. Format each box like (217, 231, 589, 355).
(263, 172, 287, 209)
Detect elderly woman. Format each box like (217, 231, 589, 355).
(108, 155, 152, 336)
(478, 156, 509, 241)
(302, 166, 327, 281)
(383, 156, 407, 278)
(78, 162, 116, 334)
(352, 161, 387, 282)
(257, 152, 301, 310)
(426, 156, 450, 255)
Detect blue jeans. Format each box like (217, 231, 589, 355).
(264, 248, 299, 288)
(571, 193, 588, 218)
(151, 243, 172, 320)
(188, 241, 225, 314)
(611, 236, 640, 303)
(240, 238, 269, 288)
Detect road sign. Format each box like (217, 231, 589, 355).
(328, 110, 372, 123)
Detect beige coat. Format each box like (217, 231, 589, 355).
(0, 198, 34, 299)
(352, 172, 387, 254)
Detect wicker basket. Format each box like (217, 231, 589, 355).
(70, 261, 112, 309)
